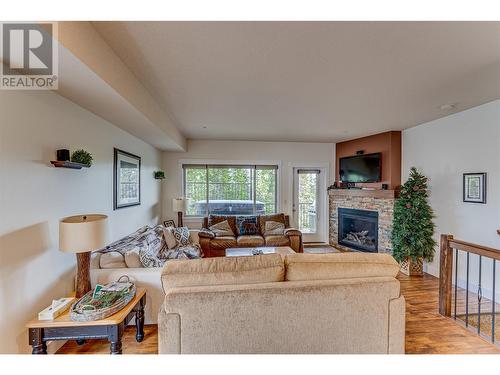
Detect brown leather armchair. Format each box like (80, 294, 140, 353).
(198, 214, 303, 257)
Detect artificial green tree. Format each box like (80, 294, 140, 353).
(392, 167, 437, 263)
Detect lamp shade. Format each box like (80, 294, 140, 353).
(59, 214, 108, 253)
(172, 197, 187, 212)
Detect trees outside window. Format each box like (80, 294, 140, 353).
(183, 165, 278, 216)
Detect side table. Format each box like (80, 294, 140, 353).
(26, 288, 146, 354)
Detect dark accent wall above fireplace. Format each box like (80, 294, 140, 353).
(335, 130, 401, 190)
(338, 208, 379, 253)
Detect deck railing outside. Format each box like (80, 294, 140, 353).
(298, 202, 316, 233)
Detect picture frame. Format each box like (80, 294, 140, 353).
(463, 173, 486, 204)
(113, 148, 141, 210)
(163, 220, 176, 228)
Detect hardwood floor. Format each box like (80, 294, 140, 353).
(57, 272, 500, 354)
(399, 273, 500, 354)
(56, 325, 159, 354)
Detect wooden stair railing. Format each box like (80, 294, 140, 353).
(439, 234, 500, 343)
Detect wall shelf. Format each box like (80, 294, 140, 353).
(50, 161, 89, 169)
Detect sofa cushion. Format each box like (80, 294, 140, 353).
(124, 248, 143, 268)
(236, 216, 259, 236)
(237, 235, 265, 247)
(100, 251, 127, 269)
(161, 253, 285, 292)
(209, 220, 235, 237)
(285, 253, 400, 281)
(208, 215, 238, 235)
(265, 235, 290, 247)
(210, 236, 237, 250)
(258, 213, 286, 235)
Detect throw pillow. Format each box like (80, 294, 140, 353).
(209, 220, 234, 237)
(173, 226, 191, 246)
(162, 227, 177, 249)
(237, 216, 258, 235)
(208, 215, 238, 235)
(264, 220, 285, 236)
(259, 213, 286, 234)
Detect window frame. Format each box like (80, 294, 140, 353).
(180, 160, 280, 218)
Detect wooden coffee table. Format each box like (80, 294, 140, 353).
(225, 246, 295, 257)
(26, 288, 146, 355)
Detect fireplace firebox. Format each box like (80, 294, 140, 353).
(338, 208, 378, 253)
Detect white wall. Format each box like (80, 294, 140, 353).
(403, 100, 500, 298)
(162, 140, 335, 234)
(0, 90, 162, 353)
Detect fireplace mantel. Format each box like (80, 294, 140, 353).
(328, 189, 399, 199)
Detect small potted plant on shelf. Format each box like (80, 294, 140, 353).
(392, 167, 437, 276)
(154, 171, 166, 180)
(71, 149, 93, 167)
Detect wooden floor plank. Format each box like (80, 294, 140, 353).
(399, 273, 500, 354)
(57, 272, 500, 354)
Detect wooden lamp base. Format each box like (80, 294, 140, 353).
(177, 211, 183, 227)
(75, 252, 91, 298)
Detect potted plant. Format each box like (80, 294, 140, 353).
(71, 149, 93, 167)
(392, 167, 437, 276)
(154, 170, 166, 180)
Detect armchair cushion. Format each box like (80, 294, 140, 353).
(264, 235, 290, 247)
(237, 235, 265, 247)
(210, 236, 237, 250)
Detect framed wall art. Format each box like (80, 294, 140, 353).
(463, 173, 486, 204)
(113, 148, 141, 209)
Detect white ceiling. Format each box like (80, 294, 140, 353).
(92, 21, 500, 143)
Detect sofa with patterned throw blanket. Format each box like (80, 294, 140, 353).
(198, 213, 303, 257)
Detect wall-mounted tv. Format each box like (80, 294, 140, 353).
(339, 152, 382, 183)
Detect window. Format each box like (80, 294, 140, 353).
(183, 164, 278, 216)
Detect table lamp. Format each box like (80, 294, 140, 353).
(172, 198, 187, 227)
(59, 214, 109, 298)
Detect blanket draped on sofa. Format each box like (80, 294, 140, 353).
(97, 225, 201, 268)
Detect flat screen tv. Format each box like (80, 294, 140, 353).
(339, 152, 382, 183)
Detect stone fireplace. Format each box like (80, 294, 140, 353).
(338, 208, 379, 252)
(329, 189, 397, 254)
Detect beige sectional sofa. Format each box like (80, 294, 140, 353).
(158, 252, 405, 354)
